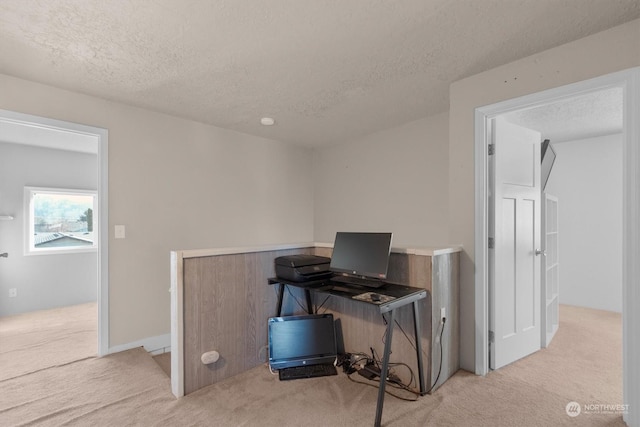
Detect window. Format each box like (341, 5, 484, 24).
(25, 187, 98, 255)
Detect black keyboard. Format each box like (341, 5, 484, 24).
(278, 364, 338, 381)
(330, 275, 385, 289)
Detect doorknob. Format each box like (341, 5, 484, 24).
(535, 249, 546, 256)
(0, 252, 7, 258)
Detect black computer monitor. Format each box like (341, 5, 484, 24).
(541, 139, 556, 190)
(329, 232, 393, 280)
(268, 314, 337, 370)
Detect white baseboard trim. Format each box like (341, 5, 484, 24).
(107, 333, 171, 355)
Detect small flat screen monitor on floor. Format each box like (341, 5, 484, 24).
(268, 314, 337, 370)
(329, 232, 393, 281)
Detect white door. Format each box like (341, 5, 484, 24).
(489, 116, 542, 370)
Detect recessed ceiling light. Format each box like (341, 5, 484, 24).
(260, 117, 275, 126)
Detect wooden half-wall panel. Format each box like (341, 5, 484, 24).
(430, 252, 460, 391)
(177, 245, 459, 396)
(182, 248, 313, 394)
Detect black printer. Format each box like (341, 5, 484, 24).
(275, 255, 332, 282)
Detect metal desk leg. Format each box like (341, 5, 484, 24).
(276, 283, 284, 317)
(304, 289, 313, 314)
(413, 300, 426, 394)
(375, 308, 395, 427)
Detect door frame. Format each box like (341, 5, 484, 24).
(0, 109, 109, 356)
(474, 68, 639, 423)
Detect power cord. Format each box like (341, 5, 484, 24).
(314, 295, 332, 313)
(379, 313, 447, 395)
(425, 317, 446, 394)
(338, 351, 419, 402)
(284, 286, 309, 313)
(268, 364, 278, 376)
(346, 371, 419, 402)
(280, 285, 332, 315)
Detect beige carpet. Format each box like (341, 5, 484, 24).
(0, 303, 96, 381)
(152, 352, 171, 377)
(0, 304, 624, 426)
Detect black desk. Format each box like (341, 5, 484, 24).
(268, 277, 428, 427)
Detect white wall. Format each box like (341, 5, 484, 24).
(313, 113, 449, 247)
(0, 142, 98, 315)
(449, 18, 639, 371)
(545, 134, 622, 312)
(0, 73, 315, 347)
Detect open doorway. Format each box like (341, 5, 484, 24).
(474, 68, 639, 423)
(486, 88, 623, 392)
(504, 87, 623, 314)
(0, 110, 109, 357)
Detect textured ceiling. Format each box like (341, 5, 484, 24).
(0, 0, 638, 147)
(505, 87, 623, 143)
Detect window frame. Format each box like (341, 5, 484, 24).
(24, 186, 98, 256)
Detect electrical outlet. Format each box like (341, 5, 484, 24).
(440, 307, 446, 320)
(9, 288, 17, 298)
